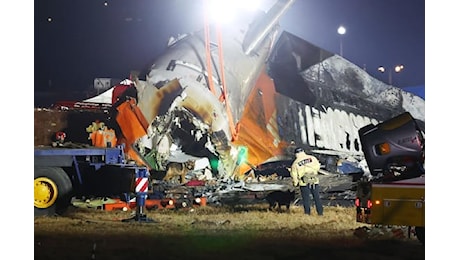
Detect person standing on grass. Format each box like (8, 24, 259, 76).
(289, 147, 323, 216)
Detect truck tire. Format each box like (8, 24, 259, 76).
(414, 226, 425, 245)
(34, 167, 73, 217)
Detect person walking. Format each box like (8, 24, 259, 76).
(289, 147, 323, 216)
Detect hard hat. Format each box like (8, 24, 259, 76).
(294, 147, 304, 154)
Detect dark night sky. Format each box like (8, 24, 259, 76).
(34, 0, 425, 103)
(280, 0, 425, 88)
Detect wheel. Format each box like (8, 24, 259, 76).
(414, 226, 425, 245)
(34, 167, 73, 217)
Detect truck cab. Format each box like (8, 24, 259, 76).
(355, 112, 425, 243)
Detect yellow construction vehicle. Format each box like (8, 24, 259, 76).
(354, 112, 425, 244)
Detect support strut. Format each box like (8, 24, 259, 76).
(122, 167, 156, 223)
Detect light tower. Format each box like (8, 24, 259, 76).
(337, 25, 346, 56)
(378, 65, 404, 86)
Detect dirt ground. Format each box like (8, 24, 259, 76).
(34, 205, 425, 260)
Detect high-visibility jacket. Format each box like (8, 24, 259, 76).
(90, 128, 117, 148)
(290, 151, 320, 187)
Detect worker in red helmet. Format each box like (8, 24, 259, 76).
(289, 147, 323, 216)
(54, 131, 66, 147)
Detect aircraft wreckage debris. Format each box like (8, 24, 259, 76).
(71, 170, 357, 211)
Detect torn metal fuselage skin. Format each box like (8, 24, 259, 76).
(122, 0, 296, 178)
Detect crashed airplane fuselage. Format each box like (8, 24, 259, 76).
(114, 0, 296, 178)
(109, 0, 424, 180)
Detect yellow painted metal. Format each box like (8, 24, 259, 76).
(34, 177, 58, 209)
(369, 182, 425, 227)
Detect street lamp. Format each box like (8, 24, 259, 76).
(337, 25, 346, 56)
(378, 65, 404, 86)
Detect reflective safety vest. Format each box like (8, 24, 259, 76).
(90, 128, 117, 148)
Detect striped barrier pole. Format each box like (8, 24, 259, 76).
(122, 167, 156, 223)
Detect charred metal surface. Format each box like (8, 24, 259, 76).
(267, 31, 424, 159)
(268, 31, 422, 121)
(127, 1, 296, 177)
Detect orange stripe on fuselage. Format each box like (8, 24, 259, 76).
(233, 70, 289, 175)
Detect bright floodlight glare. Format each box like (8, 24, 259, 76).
(395, 65, 404, 72)
(378, 66, 385, 73)
(206, 0, 262, 24)
(244, 0, 262, 11)
(337, 25, 346, 35)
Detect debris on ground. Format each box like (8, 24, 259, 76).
(353, 226, 412, 240)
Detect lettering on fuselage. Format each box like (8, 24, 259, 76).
(297, 105, 378, 153)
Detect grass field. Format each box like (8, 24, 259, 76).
(34, 204, 425, 260)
